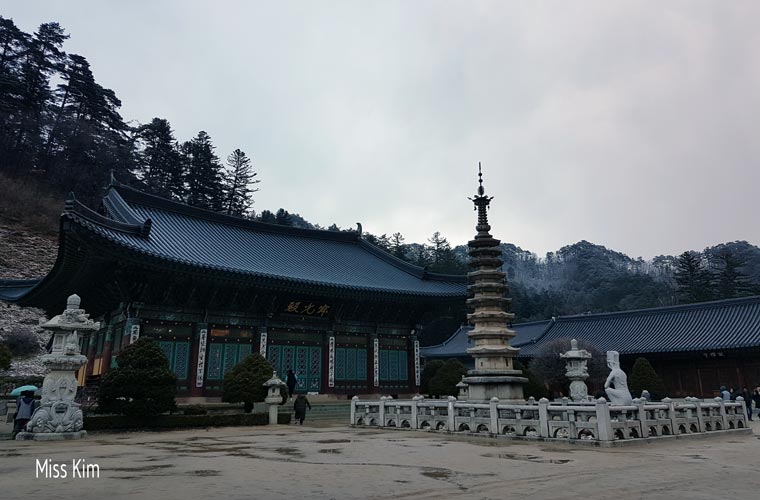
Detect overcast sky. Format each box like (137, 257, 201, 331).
(5, 1, 759, 259)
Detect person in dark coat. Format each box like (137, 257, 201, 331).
(293, 393, 311, 425)
(286, 369, 297, 399)
(14, 390, 38, 435)
(741, 387, 753, 420)
(752, 386, 760, 420)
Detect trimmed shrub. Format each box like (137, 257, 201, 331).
(628, 357, 666, 400)
(0, 344, 11, 371)
(514, 360, 550, 400)
(2, 326, 41, 357)
(222, 353, 273, 413)
(429, 358, 468, 397)
(420, 359, 445, 396)
(182, 404, 208, 416)
(98, 337, 177, 417)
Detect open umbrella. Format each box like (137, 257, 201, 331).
(10, 385, 39, 396)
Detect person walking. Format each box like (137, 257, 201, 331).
(293, 393, 311, 425)
(720, 386, 731, 401)
(13, 390, 39, 435)
(286, 369, 297, 399)
(752, 386, 760, 421)
(741, 387, 753, 420)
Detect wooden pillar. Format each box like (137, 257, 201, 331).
(101, 324, 114, 374)
(84, 332, 97, 379)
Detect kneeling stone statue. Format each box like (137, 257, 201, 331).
(604, 351, 633, 405)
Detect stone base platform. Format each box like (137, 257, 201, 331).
(15, 430, 87, 441)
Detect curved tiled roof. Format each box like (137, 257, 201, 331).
(421, 297, 760, 359)
(518, 296, 760, 356)
(0, 182, 467, 301)
(421, 320, 553, 358)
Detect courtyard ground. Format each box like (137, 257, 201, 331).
(1, 421, 759, 500)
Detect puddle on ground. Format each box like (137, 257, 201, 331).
(481, 452, 571, 464)
(273, 447, 304, 458)
(316, 439, 351, 444)
(422, 470, 452, 479)
(684, 454, 707, 460)
(318, 448, 342, 454)
(110, 464, 175, 472)
(0, 452, 22, 457)
(190, 470, 221, 476)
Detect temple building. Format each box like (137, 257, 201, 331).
(422, 296, 760, 398)
(0, 179, 467, 399)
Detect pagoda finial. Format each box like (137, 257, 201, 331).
(477, 161, 484, 196)
(467, 162, 494, 237)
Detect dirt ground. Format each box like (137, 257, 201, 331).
(1, 421, 759, 500)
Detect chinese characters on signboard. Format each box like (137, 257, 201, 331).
(284, 301, 330, 317)
(195, 328, 208, 388)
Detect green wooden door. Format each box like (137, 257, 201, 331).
(268, 345, 321, 392)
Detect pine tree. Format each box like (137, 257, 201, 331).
(428, 231, 465, 274)
(223, 148, 259, 216)
(44, 54, 134, 203)
(13, 23, 68, 174)
(183, 131, 224, 210)
(275, 208, 292, 226)
(259, 209, 276, 224)
(135, 117, 183, 199)
(628, 357, 666, 400)
(712, 251, 753, 299)
(674, 252, 713, 304)
(390, 232, 407, 260)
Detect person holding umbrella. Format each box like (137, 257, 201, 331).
(13, 389, 39, 435)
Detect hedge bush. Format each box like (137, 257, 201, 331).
(628, 357, 666, 400)
(222, 353, 273, 413)
(98, 337, 177, 416)
(84, 411, 291, 431)
(429, 358, 468, 397)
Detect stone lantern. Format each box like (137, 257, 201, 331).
(17, 294, 99, 440)
(456, 376, 469, 399)
(559, 339, 592, 402)
(263, 371, 287, 425)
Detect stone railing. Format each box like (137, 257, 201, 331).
(350, 396, 749, 443)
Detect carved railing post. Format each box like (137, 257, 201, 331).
(635, 398, 648, 437)
(447, 396, 456, 431)
(663, 397, 677, 434)
(411, 395, 423, 429)
(692, 397, 705, 432)
(351, 396, 359, 425)
(379, 396, 387, 427)
(595, 398, 613, 442)
(489, 397, 499, 435)
(538, 398, 550, 438)
(716, 397, 728, 430)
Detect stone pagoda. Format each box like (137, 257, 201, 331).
(461, 164, 527, 401)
